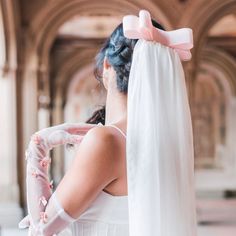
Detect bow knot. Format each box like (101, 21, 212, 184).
(123, 10, 193, 61)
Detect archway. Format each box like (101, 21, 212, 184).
(194, 47, 236, 194)
(23, 1, 171, 185)
(179, 0, 236, 65)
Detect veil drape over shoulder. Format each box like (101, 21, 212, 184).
(125, 11, 197, 236)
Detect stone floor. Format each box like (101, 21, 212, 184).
(2, 225, 236, 236)
(198, 224, 236, 236)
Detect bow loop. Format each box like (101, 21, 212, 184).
(123, 10, 193, 61)
(138, 10, 153, 41)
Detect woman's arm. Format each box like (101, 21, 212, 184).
(22, 125, 119, 236)
(54, 126, 119, 218)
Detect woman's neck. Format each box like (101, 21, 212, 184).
(105, 89, 127, 125)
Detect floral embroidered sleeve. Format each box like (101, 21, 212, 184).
(19, 123, 102, 236)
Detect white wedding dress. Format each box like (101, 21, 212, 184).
(70, 125, 129, 236)
(70, 190, 129, 235)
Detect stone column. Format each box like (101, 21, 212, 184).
(38, 95, 51, 130)
(37, 68, 51, 130)
(226, 97, 236, 174)
(51, 94, 65, 185)
(0, 68, 23, 227)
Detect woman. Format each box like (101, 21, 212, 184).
(19, 10, 197, 236)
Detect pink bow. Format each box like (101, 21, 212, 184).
(123, 10, 193, 61)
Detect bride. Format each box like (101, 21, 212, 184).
(19, 10, 197, 236)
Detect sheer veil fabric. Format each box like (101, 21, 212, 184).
(126, 39, 197, 235)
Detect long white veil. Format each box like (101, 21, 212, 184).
(126, 38, 197, 235)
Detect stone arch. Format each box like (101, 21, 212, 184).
(200, 47, 236, 96)
(51, 47, 105, 181)
(193, 71, 228, 168)
(27, 1, 172, 183)
(30, 0, 172, 69)
(57, 49, 97, 91)
(22, 0, 172, 134)
(193, 46, 236, 190)
(179, 0, 236, 65)
(54, 47, 98, 108)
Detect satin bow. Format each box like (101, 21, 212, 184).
(123, 10, 193, 61)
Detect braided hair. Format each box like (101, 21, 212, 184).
(86, 20, 165, 124)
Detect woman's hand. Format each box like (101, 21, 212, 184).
(33, 122, 101, 139)
(30, 122, 103, 153)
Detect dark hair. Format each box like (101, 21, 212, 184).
(86, 19, 165, 124)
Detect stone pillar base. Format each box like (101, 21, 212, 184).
(197, 198, 236, 223)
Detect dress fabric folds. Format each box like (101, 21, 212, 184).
(69, 190, 129, 236)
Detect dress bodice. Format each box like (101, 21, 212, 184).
(70, 190, 129, 236)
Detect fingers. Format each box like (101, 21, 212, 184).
(63, 123, 98, 135)
(47, 130, 84, 148)
(64, 134, 84, 145)
(28, 226, 33, 236)
(30, 123, 99, 147)
(29, 130, 85, 155)
(19, 215, 30, 229)
(37, 122, 97, 137)
(30, 122, 97, 151)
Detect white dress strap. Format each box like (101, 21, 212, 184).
(106, 124, 127, 139)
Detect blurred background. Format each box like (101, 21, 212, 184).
(0, 0, 236, 235)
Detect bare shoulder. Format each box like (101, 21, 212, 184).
(86, 125, 114, 138)
(83, 125, 118, 148)
(74, 125, 120, 170)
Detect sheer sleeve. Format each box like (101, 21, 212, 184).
(20, 122, 104, 236)
(25, 130, 81, 235)
(34, 192, 76, 235)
